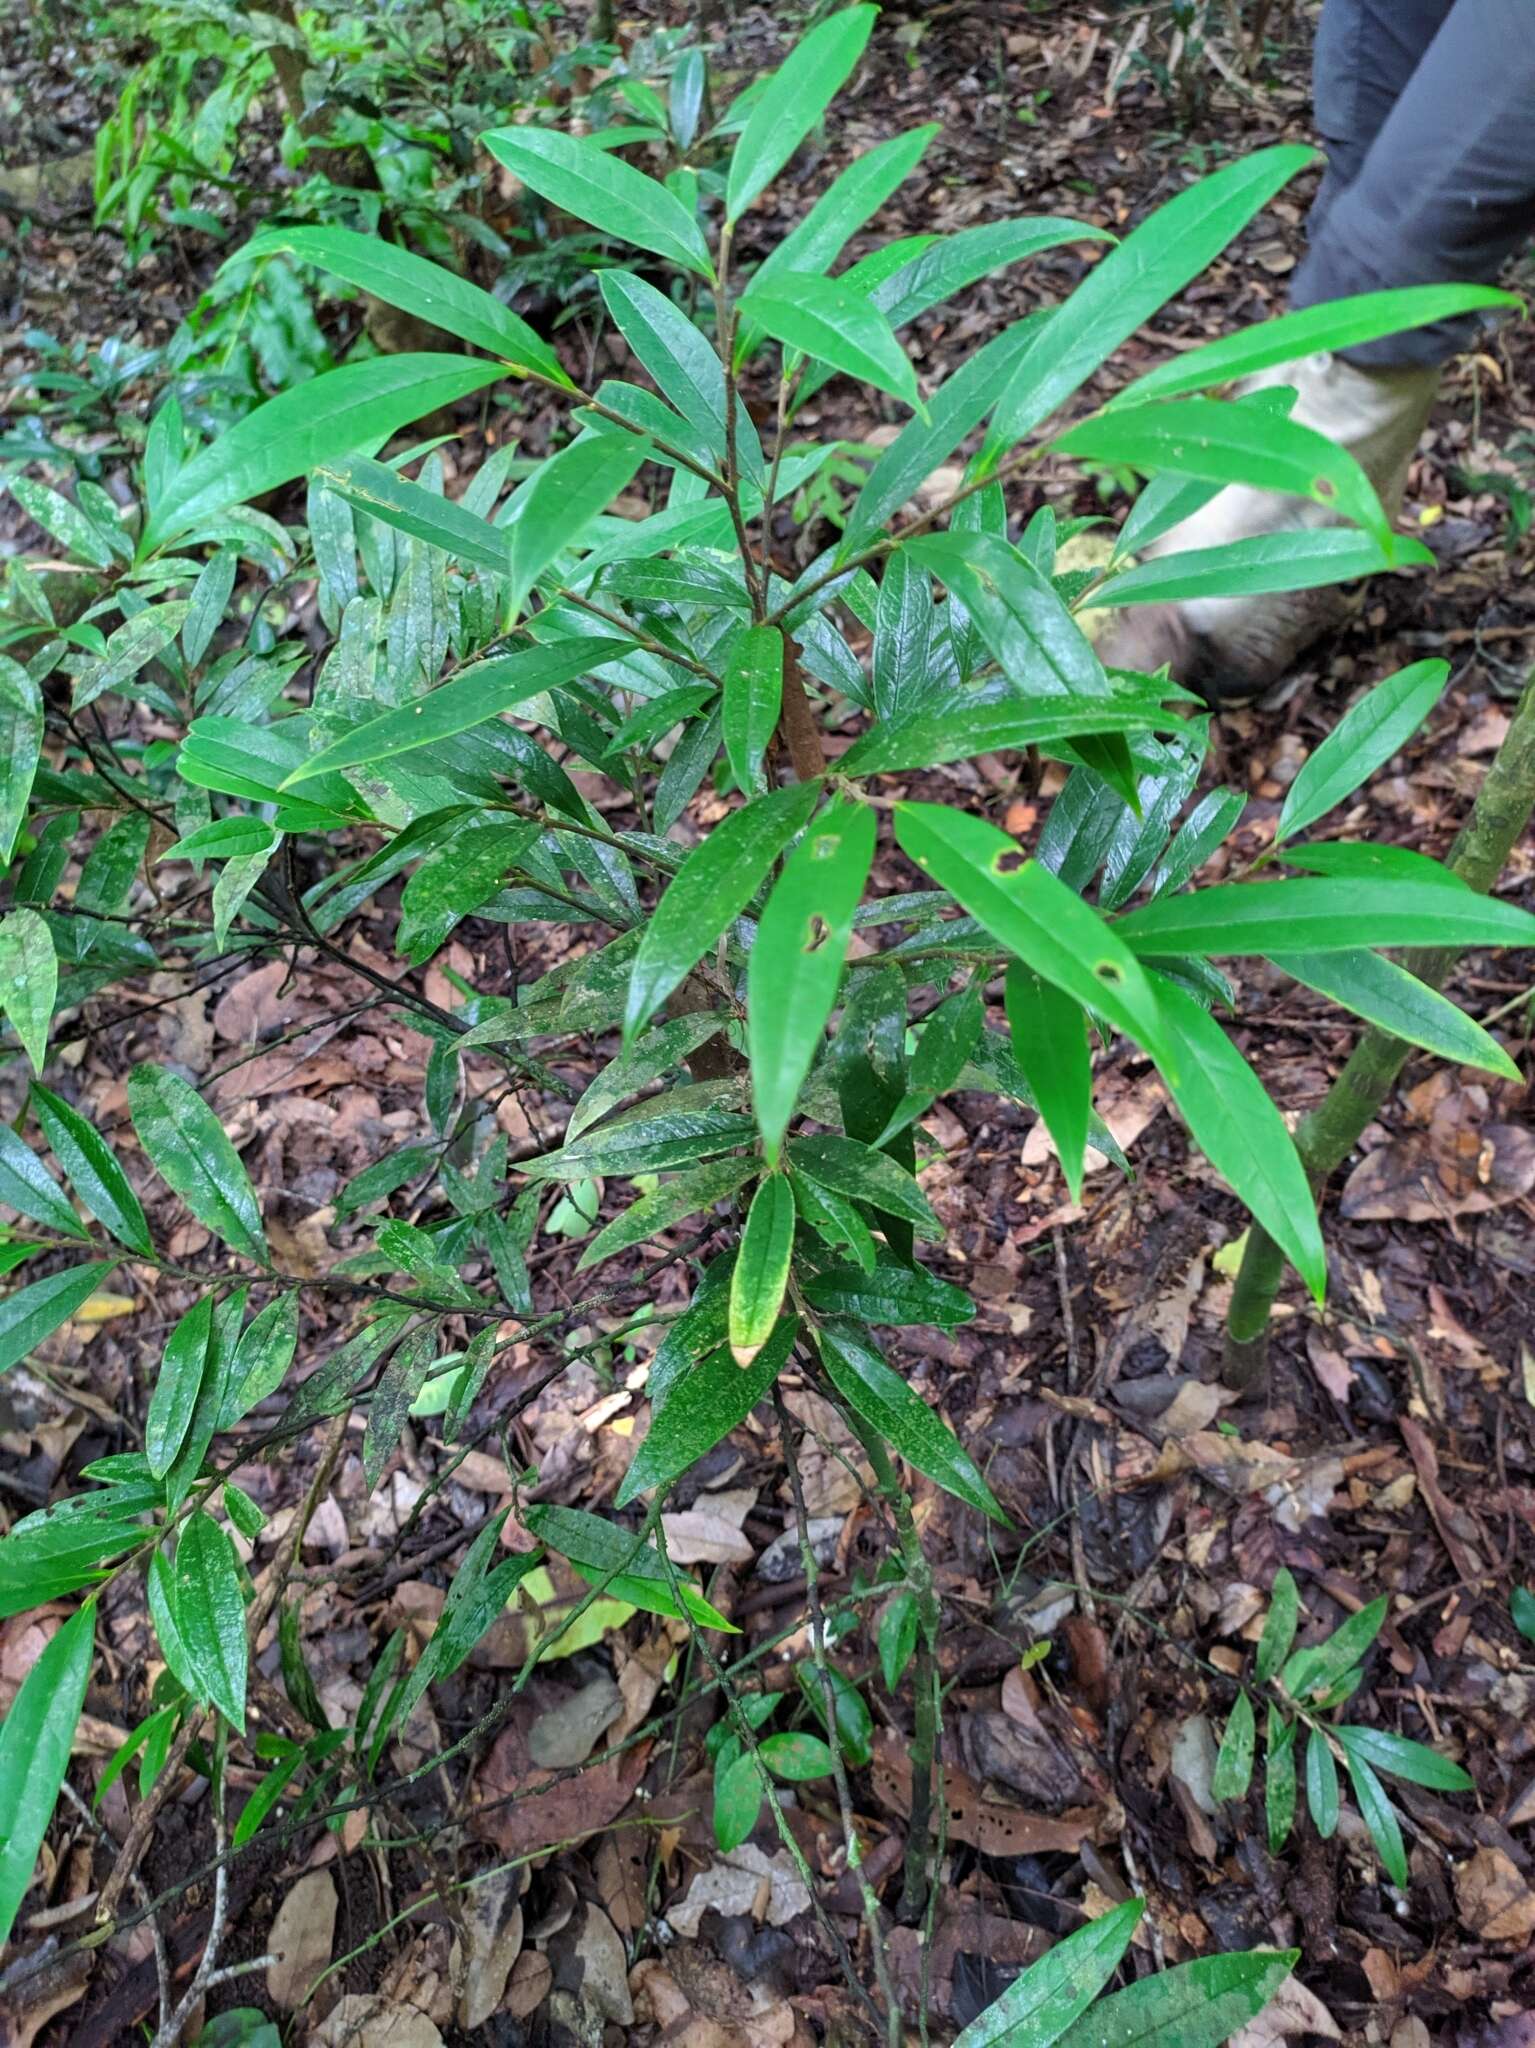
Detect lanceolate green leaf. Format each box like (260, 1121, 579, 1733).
(738, 274, 919, 410)
(1117, 877, 1535, 958)
(722, 625, 784, 793)
(725, 5, 877, 222)
(730, 1176, 796, 1365)
(31, 1084, 154, 1255)
(787, 1133, 941, 1240)
(0, 910, 58, 1075)
(1255, 1567, 1299, 1684)
(952, 1897, 1142, 2048)
(284, 637, 631, 784)
(1056, 399, 1392, 549)
(625, 779, 822, 1040)
(141, 355, 506, 550)
(1306, 1726, 1341, 1839)
(600, 270, 758, 480)
(506, 431, 652, 619)
(312, 455, 510, 577)
(1053, 1947, 1299, 2048)
(893, 803, 1171, 1061)
(525, 1504, 736, 1631)
(0, 1598, 94, 1947)
(482, 126, 713, 279)
(229, 223, 571, 384)
(873, 217, 1117, 336)
(0, 1262, 115, 1378)
(0, 1127, 88, 1242)
(174, 1511, 248, 1732)
(1087, 529, 1433, 610)
(1345, 1751, 1407, 1887)
(841, 697, 1169, 777)
(1005, 964, 1091, 1203)
(577, 1155, 760, 1271)
(146, 1295, 213, 1479)
(617, 1314, 799, 1506)
(800, 1259, 975, 1327)
(817, 1321, 1006, 1523)
(980, 143, 1315, 468)
(1335, 1724, 1473, 1792)
(568, 1012, 733, 1141)
(0, 658, 42, 867)
(1274, 950, 1520, 1079)
(1149, 973, 1326, 1301)
(748, 801, 876, 1161)
(1211, 1690, 1256, 1802)
(1117, 283, 1520, 408)
(128, 1065, 268, 1265)
(1277, 660, 1449, 842)
(524, 1089, 755, 1181)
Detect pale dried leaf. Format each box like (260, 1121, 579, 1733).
(266, 1868, 337, 2011)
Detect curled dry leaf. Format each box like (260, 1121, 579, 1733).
(667, 1844, 811, 1939)
(1229, 1976, 1342, 2047)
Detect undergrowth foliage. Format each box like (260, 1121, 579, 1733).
(0, 7, 1526, 2038)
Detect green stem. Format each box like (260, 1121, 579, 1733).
(1225, 670, 1535, 1388)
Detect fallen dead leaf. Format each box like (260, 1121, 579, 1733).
(660, 1508, 755, 1565)
(872, 1731, 1110, 1855)
(1455, 1845, 1535, 1943)
(313, 1995, 443, 2048)
(1229, 1976, 1340, 2046)
(266, 1867, 337, 2011)
(527, 1675, 624, 1768)
(668, 1844, 811, 1938)
(453, 1865, 524, 2030)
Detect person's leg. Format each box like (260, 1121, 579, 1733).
(1102, 0, 1535, 695)
(1296, 0, 1535, 366)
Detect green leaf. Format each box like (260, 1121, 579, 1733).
(525, 1504, 736, 1632)
(578, 1155, 758, 1271)
(1334, 1725, 1473, 1792)
(1117, 878, 1535, 958)
(127, 1064, 267, 1264)
(1211, 1691, 1256, 1802)
(229, 223, 571, 384)
(5, 477, 117, 568)
(524, 1091, 755, 1182)
(879, 1592, 919, 1694)
(722, 625, 783, 794)
(1254, 1567, 1299, 1685)
(842, 697, 1168, 777)
(312, 454, 509, 576)
(0, 910, 58, 1074)
(1278, 841, 1471, 888)
(0, 1126, 89, 1241)
(904, 531, 1114, 706)
(1005, 964, 1091, 1203)
(951, 1897, 1143, 2048)
(0, 657, 43, 866)
(482, 126, 713, 278)
(796, 1663, 872, 1767)
(749, 801, 875, 1162)
(141, 354, 506, 550)
(1513, 1585, 1535, 1643)
(872, 215, 1117, 335)
(893, 803, 1171, 1060)
(626, 779, 822, 1040)
(714, 1750, 762, 1851)
(1345, 1751, 1408, 1887)
(70, 604, 190, 712)
(284, 637, 630, 784)
(1117, 284, 1520, 408)
(568, 1012, 731, 1141)
(146, 1295, 212, 1479)
(175, 1511, 248, 1731)
(1054, 1946, 1298, 2048)
(1277, 661, 1449, 842)
(1279, 1595, 1387, 1704)
(1058, 398, 1393, 547)
(1272, 950, 1520, 1080)
(616, 1313, 799, 1506)
(223, 1481, 266, 1543)
(870, 549, 936, 723)
(0, 1598, 94, 1948)
(980, 144, 1315, 467)
(0, 1261, 115, 1377)
(1087, 529, 1432, 609)
(816, 1320, 1006, 1523)
(800, 1258, 974, 1327)
(600, 270, 757, 479)
(31, 1084, 154, 1255)
(1149, 973, 1325, 1302)
(364, 1325, 441, 1489)
(726, 5, 876, 221)
(739, 274, 918, 410)
(1305, 1726, 1340, 1839)
(760, 1729, 836, 1781)
(787, 1133, 941, 1241)
(225, 1292, 300, 1422)
(506, 432, 651, 621)
(730, 1177, 796, 1367)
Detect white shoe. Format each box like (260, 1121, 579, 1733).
(1099, 353, 1440, 698)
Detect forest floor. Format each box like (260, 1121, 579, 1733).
(2, 3, 1535, 2045)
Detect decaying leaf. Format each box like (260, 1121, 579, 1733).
(266, 1867, 337, 2011)
(668, 1843, 811, 1938)
(1455, 1846, 1535, 1944)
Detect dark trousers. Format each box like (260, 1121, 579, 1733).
(1290, 0, 1535, 365)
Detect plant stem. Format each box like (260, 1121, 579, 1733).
(1224, 670, 1535, 1389)
(846, 1413, 941, 1924)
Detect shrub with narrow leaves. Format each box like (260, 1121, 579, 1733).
(0, 5, 1516, 2008)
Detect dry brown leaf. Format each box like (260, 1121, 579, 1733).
(1455, 1845, 1535, 1943)
(1229, 1976, 1339, 2046)
(313, 1995, 444, 2048)
(527, 1676, 623, 1769)
(453, 1867, 524, 2030)
(1341, 1109, 1535, 1223)
(660, 1508, 755, 1565)
(668, 1845, 811, 1938)
(504, 1949, 552, 2021)
(266, 1867, 337, 2011)
(872, 1731, 1109, 1855)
